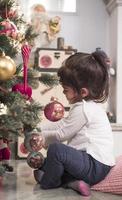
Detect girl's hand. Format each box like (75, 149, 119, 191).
(38, 134, 48, 149)
(42, 143, 48, 150)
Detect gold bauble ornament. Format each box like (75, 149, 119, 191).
(0, 51, 16, 81)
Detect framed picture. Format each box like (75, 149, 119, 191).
(34, 48, 77, 70)
(16, 136, 29, 159)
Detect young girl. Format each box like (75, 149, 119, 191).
(34, 51, 115, 196)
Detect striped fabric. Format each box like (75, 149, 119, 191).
(91, 155, 122, 194)
(21, 43, 31, 65)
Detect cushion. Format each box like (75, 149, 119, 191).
(91, 155, 122, 195)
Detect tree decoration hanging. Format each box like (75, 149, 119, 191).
(27, 151, 44, 169)
(0, 49, 16, 81)
(0, 1, 19, 40)
(24, 132, 43, 152)
(44, 97, 65, 122)
(12, 43, 32, 99)
(0, 18, 18, 39)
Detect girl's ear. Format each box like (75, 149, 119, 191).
(81, 88, 89, 98)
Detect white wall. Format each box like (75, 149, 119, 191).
(50, 0, 110, 53)
(113, 131, 122, 157)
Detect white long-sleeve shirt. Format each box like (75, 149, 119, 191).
(40, 100, 115, 166)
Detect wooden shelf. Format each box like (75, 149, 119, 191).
(111, 123, 122, 131)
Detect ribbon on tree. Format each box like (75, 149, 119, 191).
(21, 43, 31, 93)
(12, 43, 32, 100)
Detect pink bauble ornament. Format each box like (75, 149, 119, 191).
(0, 19, 18, 39)
(12, 83, 32, 100)
(24, 133, 43, 152)
(44, 98, 64, 121)
(27, 152, 44, 169)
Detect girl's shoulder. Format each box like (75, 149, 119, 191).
(82, 100, 108, 122)
(70, 100, 104, 111)
(83, 100, 103, 109)
(69, 102, 84, 111)
(70, 101, 100, 112)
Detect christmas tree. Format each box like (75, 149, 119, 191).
(0, 0, 58, 175)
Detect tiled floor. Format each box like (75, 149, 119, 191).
(0, 160, 121, 200)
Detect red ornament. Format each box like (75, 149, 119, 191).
(12, 83, 32, 100)
(27, 152, 44, 169)
(0, 19, 18, 39)
(24, 133, 43, 152)
(44, 98, 65, 121)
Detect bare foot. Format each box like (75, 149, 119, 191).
(67, 180, 91, 196)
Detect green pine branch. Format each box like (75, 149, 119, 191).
(0, 35, 18, 57)
(39, 73, 59, 87)
(0, 92, 42, 137)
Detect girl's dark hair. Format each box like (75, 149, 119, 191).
(58, 51, 109, 103)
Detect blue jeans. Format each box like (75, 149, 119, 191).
(40, 143, 111, 189)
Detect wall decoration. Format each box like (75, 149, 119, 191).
(40, 55, 52, 68)
(35, 48, 77, 69)
(29, 4, 61, 49)
(17, 136, 29, 159)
